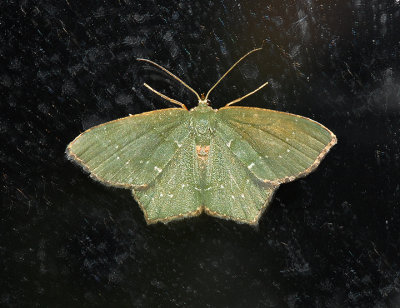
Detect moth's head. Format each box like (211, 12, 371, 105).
(198, 93, 210, 106)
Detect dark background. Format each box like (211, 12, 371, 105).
(1, 0, 400, 307)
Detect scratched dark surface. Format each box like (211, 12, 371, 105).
(1, 0, 400, 307)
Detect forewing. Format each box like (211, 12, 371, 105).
(133, 137, 202, 223)
(216, 106, 336, 185)
(204, 135, 277, 224)
(66, 108, 190, 188)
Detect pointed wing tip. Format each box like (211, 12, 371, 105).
(261, 130, 337, 186)
(65, 141, 90, 170)
(66, 144, 144, 190)
(65, 143, 79, 164)
(331, 132, 338, 146)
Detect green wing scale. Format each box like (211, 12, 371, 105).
(133, 137, 203, 223)
(204, 135, 277, 224)
(216, 107, 337, 185)
(67, 108, 189, 188)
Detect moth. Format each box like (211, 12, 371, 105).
(66, 48, 337, 225)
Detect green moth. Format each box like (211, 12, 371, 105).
(66, 48, 336, 225)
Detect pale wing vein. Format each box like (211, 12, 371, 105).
(89, 121, 181, 173)
(80, 116, 177, 163)
(215, 121, 281, 178)
(213, 135, 262, 216)
(225, 118, 322, 161)
(124, 124, 191, 184)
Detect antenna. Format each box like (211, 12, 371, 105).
(225, 81, 269, 106)
(205, 47, 262, 100)
(137, 58, 201, 101)
(137, 46, 269, 108)
(143, 83, 188, 110)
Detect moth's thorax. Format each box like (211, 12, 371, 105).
(189, 105, 216, 137)
(189, 103, 216, 169)
(190, 100, 215, 111)
(196, 98, 211, 108)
